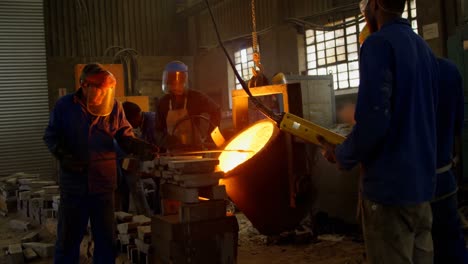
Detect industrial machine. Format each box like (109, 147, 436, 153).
(201, 0, 354, 235)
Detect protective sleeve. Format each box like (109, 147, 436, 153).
(335, 36, 394, 170)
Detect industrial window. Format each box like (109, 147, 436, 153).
(305, 17, 363, 90)
(234, 47, 255, 89)
(402, 0, 418, 33)
(305, 0, 418, 91)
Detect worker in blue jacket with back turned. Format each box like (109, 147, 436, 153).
(318, 0, 439, 263)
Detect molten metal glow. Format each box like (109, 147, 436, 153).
(218, 121, 275, 173)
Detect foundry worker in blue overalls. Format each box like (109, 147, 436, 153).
(318, 0, 439, 263)
(44, 63, 157, 263)
(431, 57, 468, 264)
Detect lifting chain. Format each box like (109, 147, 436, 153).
(251, 0, 262, 69)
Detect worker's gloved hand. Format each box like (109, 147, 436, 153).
(119, 137, 159, 161)
(139, 142, 159, 161)
(317, 136, 337, 163)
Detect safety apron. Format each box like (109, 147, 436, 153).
(166, 98, 191, 144)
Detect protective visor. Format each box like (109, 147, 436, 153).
(85, 71, 116, 116)
(162, 71, 188, 95)
(87, 86, 115, 116)
(360, 0, 368, 15)
(359, 23, 371, 45)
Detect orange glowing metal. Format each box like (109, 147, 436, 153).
(218, 120, 275, 173)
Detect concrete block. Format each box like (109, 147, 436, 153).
(137, 226, 151, 241)
(115, 211, 133, 222)
(7, 244, 24, 264)
(23, 247, 38, 261)
(179, 199, 226, 223)
(160, 184, 227, 204)
(8, 244, 23, 254)
(117, 222, 140, 234)
(21, 232, 39, 243)
(132, 215, 151, 225)
(9, 220, 30, 231)
(22, 242, 54, 258)
(198, 185, 227, 200)
(159, 184, 199, 203)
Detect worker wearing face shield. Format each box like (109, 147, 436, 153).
(156, 61, 221, 151)
(318, 0, 439, 263)
(43, 63, 158, 263)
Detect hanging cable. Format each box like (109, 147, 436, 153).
(203, 0, 281, 124)
(110, 47, 139, 96)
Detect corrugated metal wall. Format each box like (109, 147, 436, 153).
(0, 0, 55, 177)
(44, 0, 188, 57)
(196, 0, 335, 48)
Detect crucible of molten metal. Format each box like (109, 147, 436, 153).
(217, 119, 309, 235)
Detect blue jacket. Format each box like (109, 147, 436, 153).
(336, 18, 439, 205)
(115, 111, 159, 161)
(44, 89, 137, 194)
(140, 112, 158, 145)
(434, 58, 464, 197)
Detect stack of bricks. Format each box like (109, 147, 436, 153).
(0, 172, 59, 229)
(0, 172, 41, 216)
(18, 183, 58, 226)
(115, 212, 152, 264)
(0, 179, 18, 216)
(151, 156, 239, 264)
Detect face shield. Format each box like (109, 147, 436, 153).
(162, 70, 188, 96)
(360, 0, 369, 15)
(83, 71, 116, 116)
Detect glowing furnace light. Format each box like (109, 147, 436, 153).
(218, 120, 275, 173)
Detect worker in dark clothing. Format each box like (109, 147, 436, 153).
(318, 0, 439, 263)
(431, 58, 468, 264)
(156, 61, 221, 151)
(44, 63, 157, 263)
(119, 101, 162, 215)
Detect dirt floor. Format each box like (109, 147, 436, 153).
(0, 211, 366, 264)
(235, 213, 366, 264)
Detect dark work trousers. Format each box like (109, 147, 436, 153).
(54, 192, 116, 264)
(361, 199, 433, 264)
(431, 194, 468, 264)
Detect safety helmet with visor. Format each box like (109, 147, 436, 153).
(359, 0, 371, 45)
(360, 0, 369, 15)
(80, 64, 116, 117)
(162, 61, 188, 96)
